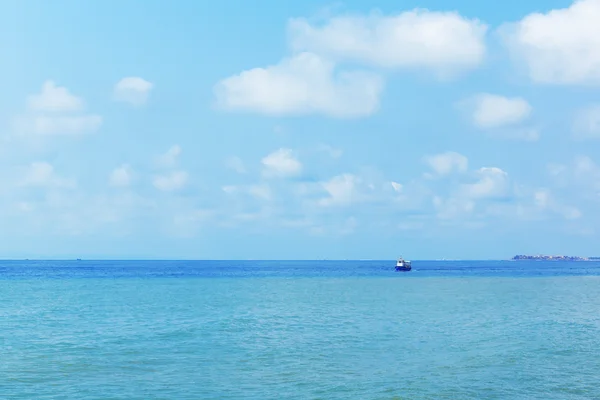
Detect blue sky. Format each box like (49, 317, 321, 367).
(1, 0, 599, 259)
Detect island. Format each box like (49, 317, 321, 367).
(512, 254, 597, 261)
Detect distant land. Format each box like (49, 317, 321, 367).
(512, 255, 600, 261)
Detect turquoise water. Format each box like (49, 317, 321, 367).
(2, 260, 600, 399)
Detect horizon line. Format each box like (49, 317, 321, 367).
(0, 258, 523, 262)
(1, 256, 597, 262)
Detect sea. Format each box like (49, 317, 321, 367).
(2, 259, 600, 399)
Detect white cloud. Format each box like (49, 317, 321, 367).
(109, 164, 134, 187)
(490, 127, 540, 142)
(533, 189, 550, 209)
(214, 52, 383, 118)
(317, 144, 343, 158)
(548, 156, 600, 194)
(222, 185, 237, 195)
(20, 162, 76, 189)
(467, 93, 532, 129)
(573, 155, 600, 190)
(573, 104, 600, 139)
(288, 9, 487, 75)
(548, 162, 568, 180)
(2, 184, 215, 238)
(225, 156, 246, 173)
(391, 181, 403, 192)
(153, 170, 188, 191)
(501, 0, 600, 85)
(563, 207, 583, 220)
(574, 155, 600, 176)
(15, 81, 102, 136)
(262, 148, 302, 178)
(319, 173, 359, 206)
(532, 189, 582, 220)
(152, 146, 188, 192)
(424, 151, 468, 176)
(170, 209, 214, 238)
(248, 184, 272, 200)
(217, 169, 419, 233)
(339, 216, 358, 235)
(113, 77, 154, 106)
(430, 166, 512, 222)
(157, 145, 182, 168)
(27, 80, 84, 112)
(14, 115, 103, 136)
(433, 196, 475, 220)
(461, 167, 510, 199)
(223, 184, 272, 200)
(500, 187, 583, 222)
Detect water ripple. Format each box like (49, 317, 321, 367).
(2, 262, 600, 398)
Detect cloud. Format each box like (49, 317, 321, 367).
(20, 162, 76, 189)
(574, 155, 600, 177)
(547, 162, 568, 182)
(488, 127, 540, 142)
(423, 151, 468, 176)
(339, 216, 358, 235)
(113, 77, 154, 106)
(573, 104, 600, 139)
(317, 144, 343, 158)
(222, 184, 272, 201)
(573, 156, 600, 191)
(391, 181, 403, 192)
(152, 146, 189, 191)
(156, 145, 182, 168)
(484, 185, 583, 223)
(290, 169, 426, 213)
(214, 52, 383, 118)
(460, 167, 510, 200)
(14, 81, 102, 136)
(430, 166, 512, 221)
(14, 115, 103, 136)
(261, 148, 302, 178)
(433, 196, 475, 220)
(548, 156, 600, 196)
(224, 156, 246, 173)
(170, 209, 215, 238)
(221, 185, 236, 195)
(466, 93, 532, 129)
(218, 164, 422, 235)
(248, 184, 272, 200)
(456, 93, 537, 141)
(3, 185, 209, 238)
(153, 170, 188, 191)
(27, 80, 84, 112)
(319, 173, 359, 206)
(501, 0, 600, 85)
(533, 189, 550, 208)
(288, 9, 487, 76)
(109, 164, 134, 187)
(562, 207, 583, 220)
(530, 189, 582, 220)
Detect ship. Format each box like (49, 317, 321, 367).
(395, 256, 412, 271)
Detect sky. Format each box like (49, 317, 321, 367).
(1, 0, 600, 260)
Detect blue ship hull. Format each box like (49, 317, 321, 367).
(395, 257, 412, 271)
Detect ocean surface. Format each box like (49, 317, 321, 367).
(2, 260, 600, 399)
